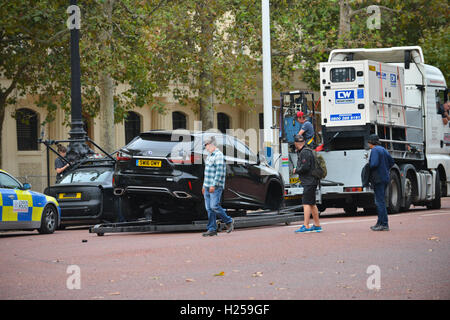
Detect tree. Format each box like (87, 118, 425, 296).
(0, 1, 70, 168)
(37, 0, 173, 153)
(267, 0, 449, 91)
(148, 0, 261, 130)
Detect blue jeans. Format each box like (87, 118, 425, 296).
(374, 182, 389, 227)
(204, 187, 232, 232)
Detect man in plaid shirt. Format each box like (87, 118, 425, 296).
(202, 136, 234, 236)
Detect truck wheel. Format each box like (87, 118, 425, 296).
(387, 173, 401, 214)
(400, 174, 414, 212)
(427, 171, 441, 210)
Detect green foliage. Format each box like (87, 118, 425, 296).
(1, 0, 448, 132)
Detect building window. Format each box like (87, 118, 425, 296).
(172, 111, 187, 130)
(124, 111, 141, 144)
(16, 108, 38, 151)
(217, 112, 230, 133)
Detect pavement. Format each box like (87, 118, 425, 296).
(1, 198, 449, 301)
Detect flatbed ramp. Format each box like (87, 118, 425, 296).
(89, 206, 303, 236)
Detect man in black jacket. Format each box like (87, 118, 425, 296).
(292, 135, 322, 233)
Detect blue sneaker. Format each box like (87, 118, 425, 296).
(294, 225, 313, 233)
(310, 225, 323, 232)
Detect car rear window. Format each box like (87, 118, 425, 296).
(126, 133, 193, 157)
(59, 167, 113, 184)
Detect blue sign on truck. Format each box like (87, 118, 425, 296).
(335, 90, 355, 104)
(330, 113, 361, 121)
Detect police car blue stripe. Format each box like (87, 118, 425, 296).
(2, 193, 14, 206)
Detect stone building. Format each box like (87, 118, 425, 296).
(1, 76, 314, 192)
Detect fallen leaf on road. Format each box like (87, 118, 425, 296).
(337, 260, 345, 263)
(185, 278, 195, 282)
(214, 271, 225, 276)
(427, 236, 440, 242)
(252, 271, 263, 277)
(108, 292, 120, 296)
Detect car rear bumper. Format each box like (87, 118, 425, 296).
(113, 172, 201, 201)
(113, 185, 194, 200)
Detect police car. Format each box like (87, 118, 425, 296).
(0, 169, 60, 234)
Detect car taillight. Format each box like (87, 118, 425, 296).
(117, 151, 132, 161)
(169, 153, 202, 165)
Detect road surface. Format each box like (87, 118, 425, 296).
(1, 199, 449, 301)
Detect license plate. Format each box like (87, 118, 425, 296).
(58, 193, 81, 199)
(137, 159, 162, 167)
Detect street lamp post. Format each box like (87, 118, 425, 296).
(66, 0, 93, 162)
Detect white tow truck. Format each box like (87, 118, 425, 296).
(278, 46, 449, 213)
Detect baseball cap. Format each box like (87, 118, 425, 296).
(296, 111, 304, 118)
(368, 134, 380, 145)
(294, 135, 305, 143)
(204, 136, 216, 147)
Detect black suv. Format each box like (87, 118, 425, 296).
(113, 130, 284, 222)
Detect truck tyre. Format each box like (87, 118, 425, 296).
(400, 174, 415, 212)
(427, 171, 441, 210)
(387, 172, 401, 214)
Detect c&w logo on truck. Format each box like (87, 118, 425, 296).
(335, 90, 355, 104)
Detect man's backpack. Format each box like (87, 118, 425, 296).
(309, 148, 327, 180)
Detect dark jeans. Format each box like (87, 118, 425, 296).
(204, 187, 232, 232)
(374, 182, 389, 227)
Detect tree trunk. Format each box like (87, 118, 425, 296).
(99, 72, 115, 152)
(339, 0, 352, 41)
(98, 0, 116, 153)
(197, 1, 215, 131)
(0, 74, 19, 168)
(0, 95, 5, 169)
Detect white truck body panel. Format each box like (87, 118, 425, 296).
(320, 60, 406, 128)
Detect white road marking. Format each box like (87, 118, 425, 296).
(420, 211, 450, 217)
